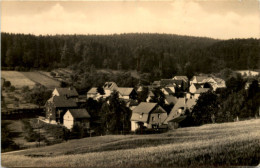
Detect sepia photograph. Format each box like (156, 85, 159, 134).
(1, 0, 260, 167)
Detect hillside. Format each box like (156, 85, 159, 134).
(2, 119, 260, 167)
(2, 33, 259, 79)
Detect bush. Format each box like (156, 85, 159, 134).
(9, 86, 15, 92)
(21, 86, 30, 92)
(3, 81, 11, 88)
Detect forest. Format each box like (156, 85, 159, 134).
(1, 32, 260, 80)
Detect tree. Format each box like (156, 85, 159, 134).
(97, 86, 105, 95)
(191, 91, 219, 125)
(3, 81, 11, 88)
(137, 86, 149, 102)
(100, 91, 131, 134)
(25, 84, 52, 107)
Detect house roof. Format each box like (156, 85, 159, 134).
(193, 83, 203, 89)
(67, 108, 91, 118)
(168, 115, 187, 123)
(87, 87, 97, 94)
(194, 88, 210, 94)
(132, 102, 157, 114)
(103, 82, 118, 90)
(165, 95, 178, 104)
(55, 87, 79, 97)
(164, 98, 196, 124)
(47, 96, 77, 108)
(192, 76, 209, 83)
(131, 102, 166, 122)
(163, 88, 174, 94)
(117, 87, 134, 96)
(148, 91, 155, 97)
(173, 76, 188, 83)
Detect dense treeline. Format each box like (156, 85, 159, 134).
(2, 32, 259, 79)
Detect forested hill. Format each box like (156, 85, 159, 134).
(1, 32, 259, 78)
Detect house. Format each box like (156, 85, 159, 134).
(45, 96, 78, 124)
(164, 95, 178, 105)
(151, 81, 161, 88)
(167, 115, 188, 129)
(236, 70, 259, 77)
(130, 102, 167, 131)
(52, 87, 79, 98)
(161, 87, 175, 96)
(63, 109, 91, 130)
(194, 88, 210, 99)
(189, 83, 203, 94)
(190, 75, 209, 85)
(202, 77, 226, 91)
(117, 87, 137, 100)
(172, 76, 189, 90)
(160, 79, 183, 89)
(164, 98, 196, 125)
(52, 87, 79, 102)
(103, 82, 118, 97)
(146, 91, 155, 102)
(87, 87, 98, 99)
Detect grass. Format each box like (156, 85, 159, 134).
(21, 72, 60, 89)
(1, 71, 35, 88)
(2, 119, 260, 167)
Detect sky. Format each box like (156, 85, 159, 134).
(1, 0, 260, 39)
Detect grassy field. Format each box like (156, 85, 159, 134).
(21, 72, 60, 89)
(2, 119, 260, 167)
(1, 71, 35, 88)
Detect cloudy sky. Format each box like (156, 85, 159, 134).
(1, 0, 260, 39)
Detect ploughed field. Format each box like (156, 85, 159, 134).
(2, 119, 260, 167)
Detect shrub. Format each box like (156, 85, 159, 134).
(21, 86, 30, 92)
(3, 81, 11, 88)
(9, 86, 15, 92)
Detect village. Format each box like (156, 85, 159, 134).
(41, 70, 259, 134)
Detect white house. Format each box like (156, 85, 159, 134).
(63, 109, 91, 130)
(103, 82, 118, 97)
(117, 87, 137, 100)
(87, 87, 98, 99)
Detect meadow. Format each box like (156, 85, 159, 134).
(1, 71, 35, 88)
(2, 119, 260, 167)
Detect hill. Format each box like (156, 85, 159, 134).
(2, 119, 260, 167)
(2, 33, 259, 79)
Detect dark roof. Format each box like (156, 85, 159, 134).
(193, 83, 203, 89)
(67, 109, 90, 118)
(161, 79, 183, 87)
(173, 76, 188, 83)
(165, 95, 178, 104)
(55, 87, 79, 97)
(163, 88, 174, 94)
(168, 115, 187, 123)
(194, 88, 210, 94)
(132, 102, 157, 114)
(47, 96, 77, 108)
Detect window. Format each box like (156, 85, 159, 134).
(139, 113, 143, 119)
(152, 116, 155, 121)
(158, 114, 161, 119)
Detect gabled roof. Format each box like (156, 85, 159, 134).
(163, 88, 174, 94)
(148, 91, 155, 97)
(132, 102, 157, 114)
(168, 115, 187, 123)
(165, 95, 178, 104)
(191, 76, 209, 83)
(164, 98, 196, 124)
(55, 87, 79, 97)
(194, 88, 210, 94)
(67, 108, 90, 118)
(172, 76, 188, 83)
(47, 96, 77, 108)
(87, 87, 97, 94)
(117, 87, 134, 96)
(160, 79, 183, 87)
(103, 82, 118, 90)
(131, 103, 166, 123)
(192, 83, 203, 89)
